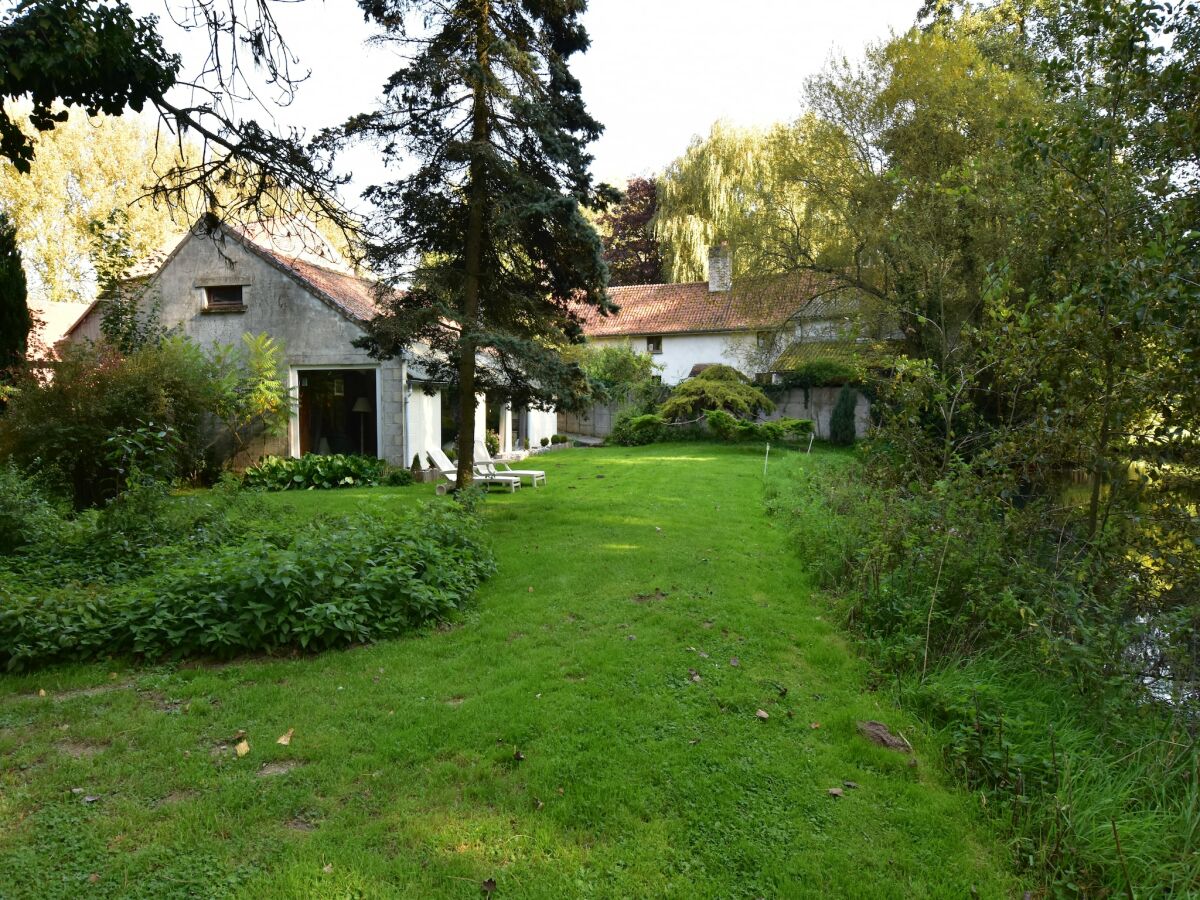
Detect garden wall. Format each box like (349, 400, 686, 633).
(765, 387, 871, 439)
(557, 401, 630, 438)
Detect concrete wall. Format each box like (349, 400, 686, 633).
(766, 386, 871, 439)
(558, 401, 629, 438)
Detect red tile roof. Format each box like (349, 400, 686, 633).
(582, 272, 853, 338)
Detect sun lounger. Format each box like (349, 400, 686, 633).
(473, 441, 547, 487)
(426, 446, 520, 492)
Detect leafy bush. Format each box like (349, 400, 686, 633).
(659, 365, 774, 421)
(551, 433, 568, 444)
(0, 498, 494, 670)
(828, 385, 858, 446)
(607, 411, 665, 446)
(705, 409, 812, 443)
(243, 454, 389, 491)
(539, 437, 549, 447)
(485, 429, 500, 457)
(0, 334, 289, 507)
(0, 464, 64, 554)
(383, 465, 414, 487)
(778, 360, 859, 388)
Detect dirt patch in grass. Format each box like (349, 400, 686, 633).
(258, 760, 305, 777)
(445, 695, 466, 706)
(55, 740, 105, 758)
(285, 817, 317, 832)
(632, 589, 669, 604)
(157, 790, 197, 807)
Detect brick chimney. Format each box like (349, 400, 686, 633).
(708, 243, 732, 293)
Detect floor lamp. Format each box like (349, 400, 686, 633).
(352, 396, 372, 455)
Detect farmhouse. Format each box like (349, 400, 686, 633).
(570, 245, 898, 438)
(65, 219, 558, 465)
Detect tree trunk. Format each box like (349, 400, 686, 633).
(455, 0, 491, 490)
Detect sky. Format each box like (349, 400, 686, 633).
(132, 0, 922, 208)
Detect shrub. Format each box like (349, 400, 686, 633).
(485, 429, 500, 457)
(551, 433, 568, 444)
(0, 499, 495, 670)
(0, 464, 64, 554)
(243, 454, 388, 491)
(607, 411, 665, 446)
(539, 437, 549, 447)
(658, 365, 775, 421)
(383, 465, 414, 487)
(705, 409, 812, 443)
(0, 334, 289, 507)
(828, 385, 859, 446)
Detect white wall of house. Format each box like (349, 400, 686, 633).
(590, 332, 760, 384)
(407, 386, 443, 468)
(526, 408, 558, 446)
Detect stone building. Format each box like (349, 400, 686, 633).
(66, 219, 557, 465)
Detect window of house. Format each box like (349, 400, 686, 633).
(204, 284, 245, 311)
(646, 335, 663, 354)
(756, 331, 773, 348)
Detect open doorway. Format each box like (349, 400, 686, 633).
(297, 368, 378, 457)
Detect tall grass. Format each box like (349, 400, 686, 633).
(765, 452, 1200, 895)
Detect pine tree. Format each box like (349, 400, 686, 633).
(347, 0, 615, 488)
(0, 211, 30, 375)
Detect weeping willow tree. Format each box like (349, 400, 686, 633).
(653, 118, 858, 284)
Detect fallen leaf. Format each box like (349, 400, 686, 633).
(231, 729, 247, 741)
(729, 657, 740, 667)
(235, 740, 250, 758)
(755, 709, 769, 721)
(513, 749, 525, 762)
(71, 787, 84, 795)
(83, 795, 100, 804)
(688, 668, 701, 683)
(843, 781, 860, 790)
(481, 877, 497, 894)
(856, 720, 913, 753)
(827, 788, 844, 799)
(276, 729, 294, 746)
(698, 651, 709, 659)
(527, 586, 533, 593)
(810, 722, 821, 730)
(38, 689, 46, 697)
(322, 863, 333, 874)
(688, 738, 701, 746)
(534, 798, 544, 810)
(88, 873, 100, 884)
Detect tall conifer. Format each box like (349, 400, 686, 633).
(0, 212, 30, 375)
(347, 0, 615, 487)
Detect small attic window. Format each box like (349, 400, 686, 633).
(646, 335, 663, 355)
(204, 284, 245, 311)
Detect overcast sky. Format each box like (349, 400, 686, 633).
(133, 0, 921, 208)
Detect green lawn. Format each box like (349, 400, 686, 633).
(0, 444, 1018, 898)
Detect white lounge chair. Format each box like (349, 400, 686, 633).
(426, 446, 521, 493)
(473, 441, 547, 487)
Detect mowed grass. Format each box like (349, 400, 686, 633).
(0, 444, 1018, 898)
